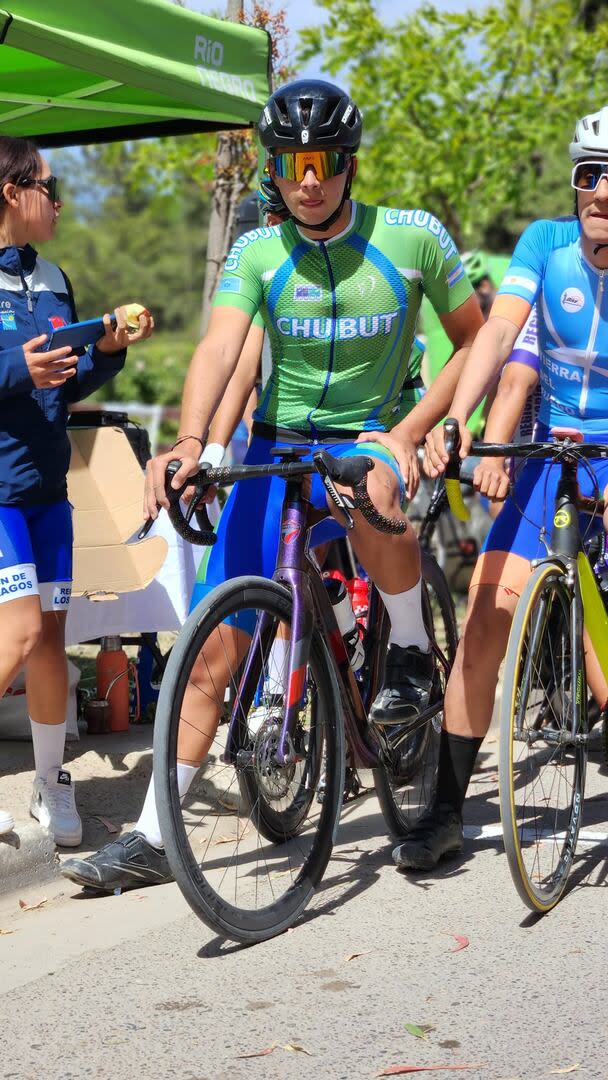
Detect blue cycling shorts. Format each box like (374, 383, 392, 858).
(471, 424, 608, 595)
(190, 434, 405, 617)
(0, 500, 73, 611)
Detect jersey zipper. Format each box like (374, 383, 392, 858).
(580, 267, 605, 415)
(306, 241, 336, 436)
(20, 273, 33, 315)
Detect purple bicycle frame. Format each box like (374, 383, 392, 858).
(223, 470, 383, 769)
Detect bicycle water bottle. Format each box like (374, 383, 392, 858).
(96, 636, 130, 732)
(349, 576, 369, 629)
(324, 577, 365, 670)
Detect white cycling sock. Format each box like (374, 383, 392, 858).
(377, 579, 430, 652)
(30, 718, 66, 782)
(266, 638, 290, 696)
(135, 763, 198, 849)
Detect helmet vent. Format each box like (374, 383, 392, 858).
(300, 98, 313, 125)
(275, 95, 289, 125)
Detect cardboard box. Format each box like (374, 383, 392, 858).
(68, 427, 167, 598)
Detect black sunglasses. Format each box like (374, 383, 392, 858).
(20, 175, 60, 203)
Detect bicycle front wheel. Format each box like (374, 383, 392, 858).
(153, 576, 345, 943)
(499, 562, 587, 912)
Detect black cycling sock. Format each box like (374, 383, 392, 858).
(434, 730, 483, 816)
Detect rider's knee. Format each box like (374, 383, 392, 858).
(365, 463, 402, 514)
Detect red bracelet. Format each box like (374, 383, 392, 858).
(171, 434, 204, 452)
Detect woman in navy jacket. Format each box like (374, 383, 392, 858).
(0, 136, 153, 844)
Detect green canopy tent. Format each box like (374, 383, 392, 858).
(0, 0, 271, 146)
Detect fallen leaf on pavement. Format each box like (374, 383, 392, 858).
(236, 1042, 310, 1059)
(95, 816, 119, 834)
(0, 928, 16, 935)
(236, 1044, 277, 1059)
(344, 950, 373, 962)
(377, 1065, 486, 1076)
(404, 1024, 433, 1040)
(549, 1068, 580, 1075)
(18, 897, 47, 912)
(449, 935, 469, 953)
(214, 830, 249, 846)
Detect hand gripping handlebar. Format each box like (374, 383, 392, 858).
(139, 448, 408, 546)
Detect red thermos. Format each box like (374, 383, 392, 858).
(96, 636, 130, 732)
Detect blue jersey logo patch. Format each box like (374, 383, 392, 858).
(218, 278, 242, 294)
(0, 312, 16, 330)
(294, 284, 323, 301)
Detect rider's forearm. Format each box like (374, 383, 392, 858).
(207, 323, 262, 447)
(448, 318, 520, 426)
(177, 338, 241, 448)
(483, 380, 531, 445)
(393, 343, 471, 444)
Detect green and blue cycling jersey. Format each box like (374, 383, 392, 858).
(192, 201, 470, 614)
(214, 200, 471, 436)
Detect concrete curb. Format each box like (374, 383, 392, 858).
(0, 821, 59, 896)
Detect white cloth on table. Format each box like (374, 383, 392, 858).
(66, 508, 206, 644)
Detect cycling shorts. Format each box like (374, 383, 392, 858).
(0, 500, 73, 611)
(190, 433, 405, 622)
(471, 425, 608, 595)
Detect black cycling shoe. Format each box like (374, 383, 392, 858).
(392, 803, 463, 871)
(369, 644, 434, 726)
(61, 831, 173, 892)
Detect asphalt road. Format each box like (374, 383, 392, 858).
(2, 730, 608, 1080)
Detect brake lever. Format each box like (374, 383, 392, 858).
(313, 452, 355, 530)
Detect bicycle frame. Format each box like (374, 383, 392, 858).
(222, 467, 449, 770)
(545, 453, 608, 687)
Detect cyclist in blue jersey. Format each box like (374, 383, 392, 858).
(62, 78, 484, 892)
(394, 106, 608, 871)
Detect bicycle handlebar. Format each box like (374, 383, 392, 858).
(140, 448, 407, 546)
(441, 417, 608, 521)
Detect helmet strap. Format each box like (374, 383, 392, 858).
(594, 242, 608, 255)
(288, 160, 354, 233)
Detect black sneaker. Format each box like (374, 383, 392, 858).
(61, 831, 173, 892)
(392, 803, 463, 871)
(369, 644, 434, 726)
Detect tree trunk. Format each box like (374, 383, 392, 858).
(200, 0, 246, 335)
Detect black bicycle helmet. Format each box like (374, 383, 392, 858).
(258, 79, 362, 151)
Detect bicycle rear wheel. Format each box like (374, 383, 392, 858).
(154, 576, 345, 943)
(374, 551, 458, 838)
(499, 562, 587, 912)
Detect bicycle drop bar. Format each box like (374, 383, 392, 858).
(139, 448, 408, 545)
(442, 417, 608, 521)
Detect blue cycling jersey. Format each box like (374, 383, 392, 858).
(498, 217, 608, 437)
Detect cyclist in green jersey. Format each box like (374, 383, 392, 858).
(62, 80, 483, 892)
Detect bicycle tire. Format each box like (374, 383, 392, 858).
(498, 561, 587, 912)
(373, 551, 458, 839)
(153, 575, 345, 943)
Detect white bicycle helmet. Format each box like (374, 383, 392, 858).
(569, 106, 608, 161)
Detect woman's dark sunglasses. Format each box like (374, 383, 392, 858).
(20, 175, 60, 203)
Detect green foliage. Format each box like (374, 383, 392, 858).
(45, 145, 210, 335)
(91, 330, 195, 407)
(299, 0, 608, 248)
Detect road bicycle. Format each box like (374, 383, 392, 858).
(442, 419, 608, 912)
(152, 446, 457, 942)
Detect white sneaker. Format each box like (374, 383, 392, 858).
(0, 809, 14, 835)
(30, 767, 82, 847)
